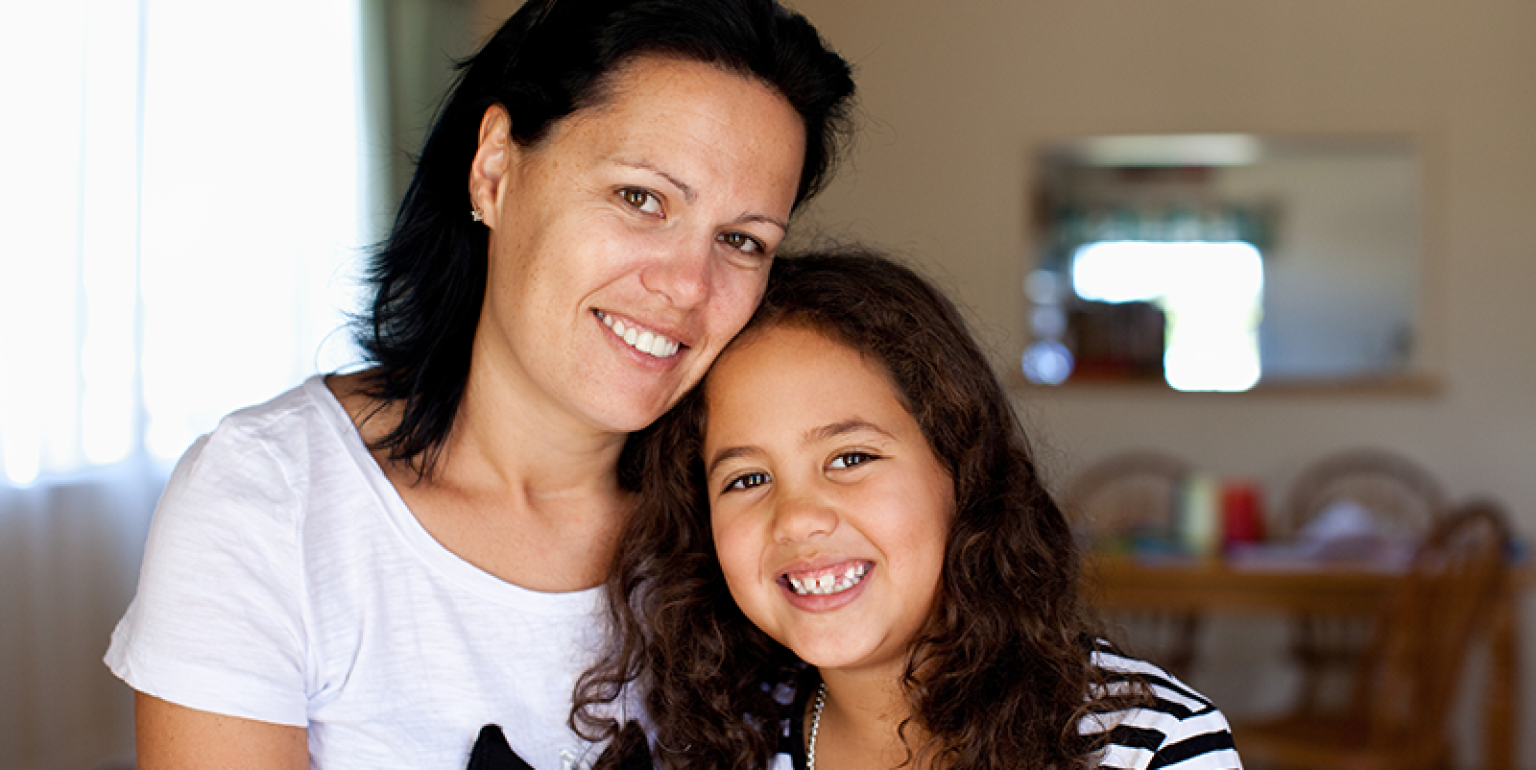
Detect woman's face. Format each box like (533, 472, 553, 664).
(704, 324, 954, 681)
(469, 55, 805, 436)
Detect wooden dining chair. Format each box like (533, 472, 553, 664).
(1063, 450, 1191, 552)
(1277, 448, 1449, 714)
(1234, 500, 1510, 770)
(1064, 450, 1200, 679)
(1277, 448, 1447, 540)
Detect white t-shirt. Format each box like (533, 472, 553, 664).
(106, 376, 635, 770)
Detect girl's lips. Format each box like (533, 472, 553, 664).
(777, 560, 875, 613)
(783, 560, 871, 595)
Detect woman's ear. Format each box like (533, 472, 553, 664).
(469, 105, 516, 228)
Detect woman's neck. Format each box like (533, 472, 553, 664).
(328, 369, 631, 591)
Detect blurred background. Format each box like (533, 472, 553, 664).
(3, 0, 1533, 767)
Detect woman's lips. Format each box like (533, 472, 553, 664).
(594, 309, 682, 358)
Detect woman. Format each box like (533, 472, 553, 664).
(104, 1, 855, 767)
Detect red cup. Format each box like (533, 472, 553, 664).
(1220, 481, 1265, 545)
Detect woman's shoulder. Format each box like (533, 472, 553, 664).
(323, 369, 419, 447)
(192, 373, 370, 459)
(157, 374, 383, 524)
(1082, 644, 1243, 769)
(199, 374, 351, 443)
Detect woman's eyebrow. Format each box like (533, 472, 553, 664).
(616, 159, 695, 202)
(733, 212, 788, 233)
(617, 159, 788, 232)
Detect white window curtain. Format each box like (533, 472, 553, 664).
(2, 0, 373, 486)
(0, 1, 377, 766)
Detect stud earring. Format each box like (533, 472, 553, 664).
(470, 209, 483, 223)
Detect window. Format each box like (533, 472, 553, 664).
(1070, 240, 1264, 392)
(1, 0, 372, 485)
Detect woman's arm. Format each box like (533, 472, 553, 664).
(135, 692, 308, 769)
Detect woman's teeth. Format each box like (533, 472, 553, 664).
(787, 563, 869, 596)
(598, 311, 680, 358)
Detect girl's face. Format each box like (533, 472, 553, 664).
(469, 55, 805, 437)
(703, 324, 953, 679)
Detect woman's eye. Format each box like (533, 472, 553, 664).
(718, 231, 765, 254)
(725, 471, 771, 492)
(620, 188, 662, 216)
(828, 452, 876, 470)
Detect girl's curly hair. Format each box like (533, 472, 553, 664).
(575, 248, 1147, 769)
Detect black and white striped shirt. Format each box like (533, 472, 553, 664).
(771, 648, 1242, 770)
(1080, 648, 1242, 769)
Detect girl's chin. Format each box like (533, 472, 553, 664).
(781, 638, 884, 672)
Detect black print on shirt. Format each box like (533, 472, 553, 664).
(467, 721, 651, 770)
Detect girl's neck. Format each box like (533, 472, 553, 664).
(814, 667, 936, 770)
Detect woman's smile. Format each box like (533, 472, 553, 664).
(595, 309, 683, 359)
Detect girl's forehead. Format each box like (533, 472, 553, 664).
(709, 321, 850, 390)
(702, 322, 912, 434)
(711, 321, 919, 417)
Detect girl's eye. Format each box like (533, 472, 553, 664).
(717, 231, 765, 255)
(725, 471, 771, 492)
(828, 452, 877, 470)
(620, 188, 662, 216)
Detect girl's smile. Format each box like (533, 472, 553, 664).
(777, 558, 874, 614)
(703, 323, 954, 678)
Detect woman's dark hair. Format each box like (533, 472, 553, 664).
(355, 0, 856, 472)
(580, 248, 1148, 769)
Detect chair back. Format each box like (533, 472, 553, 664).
(1354, 500, 1509, 751)
(1063, 450, 1191, 551)
(1280, 448, 1447, 540)
(1067, 450, 1201, 677)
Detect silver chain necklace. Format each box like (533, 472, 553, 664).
(806, 682, 827, 770)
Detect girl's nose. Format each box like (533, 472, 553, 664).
(640, 234, 711, 309)
(772, 491, 839, 544)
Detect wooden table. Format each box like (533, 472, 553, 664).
(1083, 555, 1523, 770)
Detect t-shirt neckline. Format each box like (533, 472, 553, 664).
(302, 374, 605, 616)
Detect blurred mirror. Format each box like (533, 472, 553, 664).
(1024, 134, 1427, 392)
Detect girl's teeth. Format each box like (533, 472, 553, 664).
(787, 563, 869, 596)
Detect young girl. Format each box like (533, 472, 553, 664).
(576, 250, 1242, 769)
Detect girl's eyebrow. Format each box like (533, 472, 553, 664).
(705, 420, 895, 478)
(807, 419, 894, 444)
(706, 445, 760, 479)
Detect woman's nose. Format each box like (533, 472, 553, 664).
(640, 235, 711, 308)
(772, 491, 839, 544)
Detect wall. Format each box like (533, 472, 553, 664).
(467, 0, 1536, 761)
(779, 0, 1536, 764)
(780, 0, 1533, 512)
